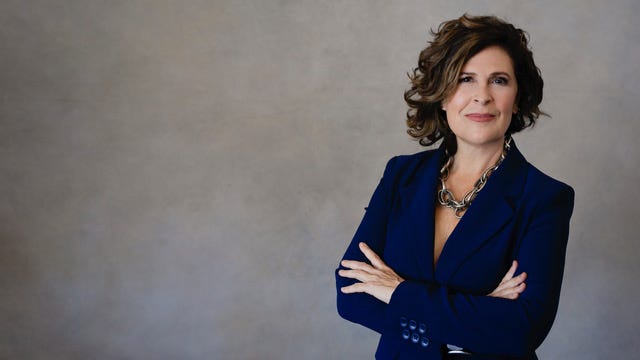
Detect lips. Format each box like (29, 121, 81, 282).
(465, 113, 496, 122)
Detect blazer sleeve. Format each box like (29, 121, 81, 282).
(335, 156, 399, 334)
(384, 182, 575, 357)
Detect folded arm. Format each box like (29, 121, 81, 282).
(335, 156, 574, 357)
(383, 188, 573, 356)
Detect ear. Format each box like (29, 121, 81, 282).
(512, 103, 518, 114)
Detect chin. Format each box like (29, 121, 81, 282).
(457, 134, 506, 147)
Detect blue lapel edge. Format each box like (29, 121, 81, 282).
(435, 142, 529, 282)
(395, 141, 529, 283)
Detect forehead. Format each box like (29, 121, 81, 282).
(462, 46, 515, 74)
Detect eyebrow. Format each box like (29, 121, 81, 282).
(460, 71, 513, 78)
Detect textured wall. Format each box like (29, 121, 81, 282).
(1, 1, 639, 359)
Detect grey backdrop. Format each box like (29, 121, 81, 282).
(2, 1, 639, 359)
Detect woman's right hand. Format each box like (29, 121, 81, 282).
(488, 260, 527, 300)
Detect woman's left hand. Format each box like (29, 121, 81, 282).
(338, 242, 404, 304)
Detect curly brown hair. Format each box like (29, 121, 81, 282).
(404, 14, 545, 148)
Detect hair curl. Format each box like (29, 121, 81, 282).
(404, 14, 545, 150)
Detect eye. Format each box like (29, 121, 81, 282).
(458, 76, 473, 83)
(492, 76, 509, 85)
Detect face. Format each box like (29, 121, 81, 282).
(442, 46, 518, 151)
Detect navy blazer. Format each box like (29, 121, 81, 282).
(336, 142, 574, 360)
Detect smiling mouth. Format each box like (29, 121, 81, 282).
(465, 113, 496, 122)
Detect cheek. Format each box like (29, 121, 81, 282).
(498, 93, 518, 112)
(445, 91, 471, 109)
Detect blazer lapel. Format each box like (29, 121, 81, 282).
(397, 144, 445, 281)
(434, 142, 528, 283)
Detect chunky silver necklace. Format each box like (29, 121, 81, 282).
(437, 137, 511, 218)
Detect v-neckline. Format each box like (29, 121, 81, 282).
(432, 203, 464, 275)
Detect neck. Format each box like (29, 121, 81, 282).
(449, 138, 506, 178)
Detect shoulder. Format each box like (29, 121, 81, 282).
(520, 161, 575, 217)
(524, 163, 574, 199)
(383, 148, 439, 178)
(370, 148, 441, 197)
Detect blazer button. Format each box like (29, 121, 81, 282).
(400, 317, 408, 328)
(418, 323, 427, 334)
(411, 332, 420, 344)
(408, 320, 417, 330)
(402, 329, 411, 340)
(420, 336, 430, 348)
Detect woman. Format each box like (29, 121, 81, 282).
(335, 14, 574, 360)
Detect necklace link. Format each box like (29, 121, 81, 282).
(437, 137, 511, 219)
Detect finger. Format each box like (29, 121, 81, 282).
(505, 272, 527, 287)
(489, 273, 527, 297)
(492, 281, 526, 299)
(493, 283, 525, 298)
(502, 282, 527, 298)
(341, 281, 370, 294)
(501, 281, 526, 295)
(341, 281, 395, 304)
(338, 269, 374, 283)
(340, 284, 358, 294)
(505, 292, 519, 300)
(500, 261, 518, 283)
(497, 272, 527, 290)
(358, 242, 387, 269)
(341, 260, 374, 272)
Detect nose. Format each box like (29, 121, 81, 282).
(473, 87, 492, 105)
